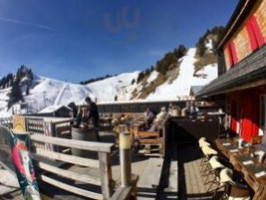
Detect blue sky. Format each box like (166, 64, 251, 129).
(0, 0, 239, 83)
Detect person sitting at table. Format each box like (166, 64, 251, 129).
(144, 107, 156, 129)
(147, 107, 167, 132)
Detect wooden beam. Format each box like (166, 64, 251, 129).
(98, 152, 113, 199)
(138, 132, 157, 137)
(30, 134, 114, 153)
(37, 162, 101, 186)
(110, 185, 132, 200)
(55, 125, 71, 134)
(139, 139, 158, 144)
(217, 0, 250, 49)
(41, 175, 103, 200)
(110, 174, 138, 200)
(224, 79, 266, 94)
(34, 148, 99, 168)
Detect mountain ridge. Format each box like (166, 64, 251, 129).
(0, 27, 223, 116)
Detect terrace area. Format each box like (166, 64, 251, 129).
(0, 113, 265, 200)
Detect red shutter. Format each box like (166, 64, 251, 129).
(229, 41, 238, 65)
(250, 15, 264, 47)
(246, 20, 258, 51)
(226, 45, 233, 67)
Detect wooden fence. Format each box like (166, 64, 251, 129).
(0, 116, 138, 199)
(0, 117, 13, 171)
(31, 133, 137, 200)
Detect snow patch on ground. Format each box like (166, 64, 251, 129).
(205, 39, 213, 52)
(146, 70, 158, 84)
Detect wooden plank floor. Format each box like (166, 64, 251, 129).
(137, 158, 164, 199)
(0, 165, 23, 200)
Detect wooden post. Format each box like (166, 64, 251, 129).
(98, 152, 113, 199)
(119, 132, 131, 187)
(49, 122, 56, 137)
(48, 122, 57, 152)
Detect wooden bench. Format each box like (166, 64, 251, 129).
(135, 116, 168, 157)
(30, 134, 138, 200)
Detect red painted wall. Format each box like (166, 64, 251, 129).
(242, 96, 253, 142)
(238, 91, 260, 142)
(231, 100, 237, 133)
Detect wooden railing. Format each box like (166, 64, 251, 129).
(0, 123, 14, 171)
(1, 116, 139, 199)
(0, 116, 13, 128)
(30, 134, 138, 200)
(0, 118, 13, 171)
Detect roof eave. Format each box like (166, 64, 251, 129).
(217, 0, 256, 49)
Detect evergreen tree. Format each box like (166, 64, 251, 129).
(137, 72, 145, 83)
(8, 80, 23, 108)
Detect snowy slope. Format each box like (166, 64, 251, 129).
(85, 48, 217, 102)
(25, 77, 93, 111)
(146, 48, 217, 100)
(146, 70, 159, 84)
(0, 76, 94, 117)
(86, 71, 140, 102)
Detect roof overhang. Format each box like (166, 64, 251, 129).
(197, 45, 266, 98)
(217, 0, 256, 49)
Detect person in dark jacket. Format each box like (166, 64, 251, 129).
(85, 96, 100, 141)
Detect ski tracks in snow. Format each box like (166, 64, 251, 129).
(54, 83, 68, 105)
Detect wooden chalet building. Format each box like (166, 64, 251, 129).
(197, 0, 266, 142)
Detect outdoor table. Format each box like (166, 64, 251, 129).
(215, 138, 266, 199)
(215, 138, 239, 158)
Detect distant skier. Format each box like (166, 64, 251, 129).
(85, 96, 100, 141)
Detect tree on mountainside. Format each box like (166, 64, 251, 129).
(0, 73, 14, 89)
(137, 72, 145, 83)
(156, 44, 187, 74)
(8, 80, 23, 109)
(80, 74, 114, 85)
(195, 26, 225, 57)
(197, 36, 207, 57)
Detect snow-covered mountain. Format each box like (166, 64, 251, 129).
(0, 45, 218, 117)
(87, 48, 217, 102)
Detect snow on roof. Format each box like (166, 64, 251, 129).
(38, 105, 70, 114)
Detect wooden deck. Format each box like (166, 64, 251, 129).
(0, 116, 223, 200)
(37, 129, 218, 200)
(0, 164, 23, 200)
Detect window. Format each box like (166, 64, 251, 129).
(246, 15, 264, 51)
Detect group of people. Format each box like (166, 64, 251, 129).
(68, 96, 100, 141)
(68, 99, 169, 141)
